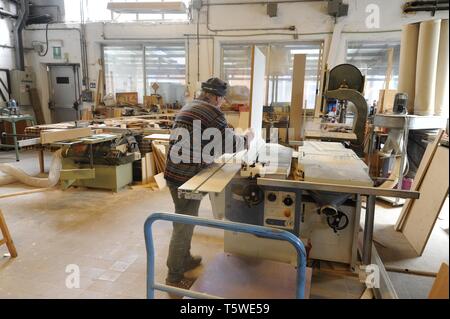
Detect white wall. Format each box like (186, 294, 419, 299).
(0, 0, 17, 70)
(19, 0, 450, 123)
(0, 0, 17, 107)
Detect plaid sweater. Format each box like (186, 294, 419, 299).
(164, 99, 246, 186)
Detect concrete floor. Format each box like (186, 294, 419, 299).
(0, 150, 448, 299)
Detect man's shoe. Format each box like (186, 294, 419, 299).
(165, 277, 195, 290)
(184, 255, 202, 272)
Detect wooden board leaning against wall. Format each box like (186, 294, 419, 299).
(289, 54, 307, 141)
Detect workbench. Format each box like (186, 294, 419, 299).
(0, 114, 36, 161)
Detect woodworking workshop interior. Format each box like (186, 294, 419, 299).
(0, 0, 448, 301)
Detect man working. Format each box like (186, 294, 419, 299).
(164, 77, 252, 289)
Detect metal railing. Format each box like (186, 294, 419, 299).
(144, 212, 308, 299)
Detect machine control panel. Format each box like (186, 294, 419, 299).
(264, 191, 296, 230)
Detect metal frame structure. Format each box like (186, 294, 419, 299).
(101, 42, 187, 104)
(256, 178, 419, 264)
(369, 114, 447, 205)
(0, 114, 36, 161)
(144, 212, 308, 299)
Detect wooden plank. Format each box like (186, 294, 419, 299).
(40, 127, 92, 144)
(0, 210, 17, 258)
(304, 130, 357, 142)
(429, 263, 449, 299)
(248, 46, 266, 163)
(29, 88, 45, 125)
(144, 134, 170, 141)
(378, 89, 397, 114)
(145, 152, 155, 180)
(384, 48, 394, 90)
(18, 137, 41, 147)
(395, 130, 444, 230)
(141, 157, 148, 184)
(402, 146, 449, 255)
(197, 162, 241, 193)
(95, 69, 104, 107)
(0, 188, 51, 199)
(178, 163, 224, 192)
(290, 54, 307, 141)
(154, 172, 167, 190)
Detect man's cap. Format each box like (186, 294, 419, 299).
(201, 78, 228, 97)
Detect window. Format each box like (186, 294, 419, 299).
(104, 46, 145, 102)
(145, 43, 186, 104)
(103, 43, 186, 104)
(221, 42, 323, 109)
(64, 0, 190, 23)
(346, 40, 401, 104)
(268, 43, 322, 109)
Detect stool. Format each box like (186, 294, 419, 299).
(0, 210, 17, 258)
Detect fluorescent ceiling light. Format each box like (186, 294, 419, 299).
(107, 2, 187, 14)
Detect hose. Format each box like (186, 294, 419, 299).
(0, 149, 62, 187)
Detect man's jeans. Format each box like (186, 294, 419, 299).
(166, 184, 201, 282)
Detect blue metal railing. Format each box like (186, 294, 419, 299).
(144, 212, 308, 299)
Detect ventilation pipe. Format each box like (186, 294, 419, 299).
(13, 0, 29, 71)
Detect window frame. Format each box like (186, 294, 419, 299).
(345, 39, 401, 104)
(219, 40, 325, 109)
(101, 41, 187, 104)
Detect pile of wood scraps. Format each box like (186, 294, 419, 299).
(395, 129, 449, 255)
(151, 141, 167, 173)
(139, 134, 170, 191)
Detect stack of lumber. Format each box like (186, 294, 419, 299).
(40, 127, 93, 144)
(139, 134, 169, 190)
(395, 130, 448, 255)
(103, 118, 161, 130)
(116, 92, 138, 106)
(151, 141, 167, 174)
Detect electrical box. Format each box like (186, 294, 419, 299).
(328, 0, 349, 18)
(267, 3, 278, 18)
(10, 68, 36, 106)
